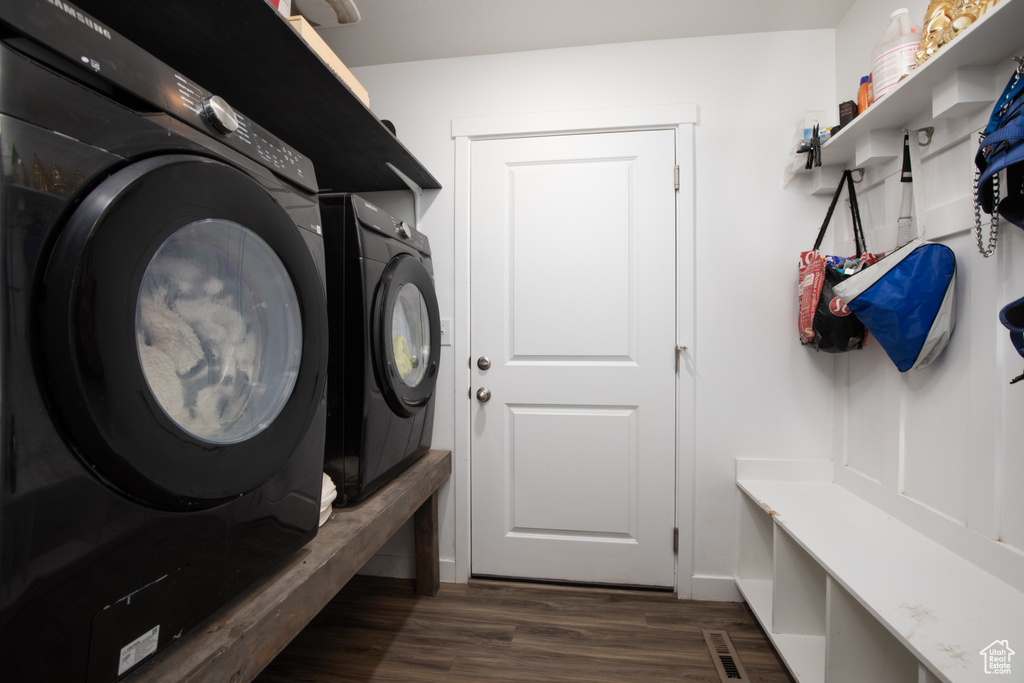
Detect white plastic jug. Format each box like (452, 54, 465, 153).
(871, 8, 922, 101)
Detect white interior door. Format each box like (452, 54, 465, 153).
(469, 129, 678, 587)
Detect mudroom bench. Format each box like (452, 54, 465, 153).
(124, 449, 451, 683)
(735, 459, 1024, 683)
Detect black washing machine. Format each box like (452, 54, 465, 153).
(0, 2, 329, 681)
(321, 195, 440, 503)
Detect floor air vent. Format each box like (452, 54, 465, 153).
(702, 629, 750, 682)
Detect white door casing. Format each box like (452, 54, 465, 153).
(452, 104, 697, 596)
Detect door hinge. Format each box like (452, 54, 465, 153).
(675, 345, 688, 373)
(673, 527, 679, 554)
(673, 164, 680, 190)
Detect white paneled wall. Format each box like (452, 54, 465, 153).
(827, 78, 1024, 591)
(838, 0, 1024, 585)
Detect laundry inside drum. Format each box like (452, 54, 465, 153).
(135, 219, 302, 444)
(391, 283, 430, 387)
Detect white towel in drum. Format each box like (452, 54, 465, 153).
(136, 258, 259, 438)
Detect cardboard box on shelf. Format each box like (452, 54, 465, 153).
(287, 15, 369, 108)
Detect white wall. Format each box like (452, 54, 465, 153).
(344, 29, 839, 597)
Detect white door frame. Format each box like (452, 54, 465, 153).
(451, 103, 698, 598)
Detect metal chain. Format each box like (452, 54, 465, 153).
(974, 141, 1000, 257)
(974, 58, 1024, 257)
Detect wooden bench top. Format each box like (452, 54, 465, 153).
(126, 449, 452, 683)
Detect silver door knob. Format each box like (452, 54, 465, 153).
(476, 387, 492, 403)
(477, 356, 491, 371)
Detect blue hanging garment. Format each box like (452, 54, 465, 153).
(976, 58, 1024, 231)
(833, 133, 956, 372)
(999, 296, 1024, 384)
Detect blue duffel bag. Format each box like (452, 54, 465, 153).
(834, 133, 956, 372)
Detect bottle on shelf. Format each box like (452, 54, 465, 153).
(871, 8, 922, 101)
(858, 75, 871, 113)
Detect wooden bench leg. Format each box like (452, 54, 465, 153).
(413, 491, 440, 596)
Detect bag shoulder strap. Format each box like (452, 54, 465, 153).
(815, 171, 864, 255)
(845, 170, 868, 255)
(813, 169, 867, 255)
(897, 132, 928, 248)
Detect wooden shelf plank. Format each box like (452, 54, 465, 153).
(70, 0, 442, 193)
(737, 478, 1024, 683)
(124, 449, 451, 683)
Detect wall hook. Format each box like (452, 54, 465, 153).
(850, 168, 865, 183)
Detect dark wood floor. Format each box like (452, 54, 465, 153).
(255, 575, 795, 682)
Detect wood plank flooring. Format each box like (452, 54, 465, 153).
(255, 575, 795, 682)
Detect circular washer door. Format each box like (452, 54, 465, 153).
(36, 154, 328, 510)
(371, 253, 441, 417)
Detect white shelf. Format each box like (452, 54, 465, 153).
(738, 578, 827, 683)
(737, 492, 774, 580)
(736, 577, 773, 620)
(737, 484, 828, 683)
(776, 634, 827, 683)
(822, 0, 1024, 167)
(826, 577, 920, 683)
(735, 476, 1024, 683)
(773, 528, 826, 637)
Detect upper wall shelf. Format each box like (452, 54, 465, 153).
(70, 0, 441, 194)
(822, 0, 1024, 168)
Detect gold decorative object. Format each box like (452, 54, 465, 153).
(916, 0, 954, 65)
(918, 0, 998, 66)
(939, 0, 988, 46)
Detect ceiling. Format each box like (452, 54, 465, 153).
(314, 0, 858, 68)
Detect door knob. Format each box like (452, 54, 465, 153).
(477, 356, 491, 371)
(476, 387, 492, 403)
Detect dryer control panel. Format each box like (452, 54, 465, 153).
(350, 195, 431, 256)
(0, 0, 318, 194)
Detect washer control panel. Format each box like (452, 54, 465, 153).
(0, 1, 317, 194)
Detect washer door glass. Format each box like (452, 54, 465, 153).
(391, 283, 431, 388)
(136, 219, 302, 444)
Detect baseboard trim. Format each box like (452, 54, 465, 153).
(691, 575, 742, 602)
